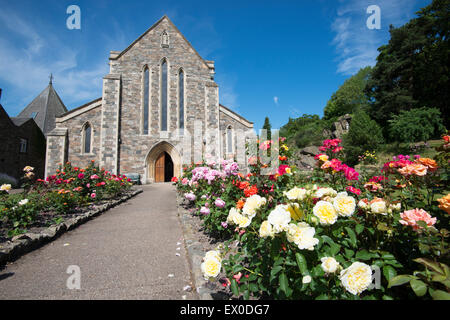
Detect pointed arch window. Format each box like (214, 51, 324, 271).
(161, 59, 168, 131)
(227, 126, 233, 154)
(83, 123, 92, 154)
(143, 66, 149, 135)
(178, 69, 184, 130)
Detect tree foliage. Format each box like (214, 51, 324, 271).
(262, 116, 272, 141)
(388, 107, 445, 143)
(343, 109, 384, 166)
(280, 115, 330, 149)
(366, 0, 449, 130)
(324, 66, 372, 120)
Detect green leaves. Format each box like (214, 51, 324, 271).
(344, 227, 357, 248)
(410, 279, 427, 297)
(388, 275, 418, 288)
(382, 265, 397, 282)
(295, 253, 308, 275)
(231, 279, 239, 296)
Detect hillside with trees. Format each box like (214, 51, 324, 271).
(281, 0, 448, 167)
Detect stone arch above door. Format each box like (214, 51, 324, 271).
(145, 141, 181, 183)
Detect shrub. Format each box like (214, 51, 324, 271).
(343, 109, 384, 166)
(388, 107, 445, 143)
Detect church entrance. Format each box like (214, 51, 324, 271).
(154, 151, 174, 182)
(145, 141, 181, 184)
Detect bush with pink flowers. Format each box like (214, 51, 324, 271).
(0, 161, 132, 237)
(175, 136, 449, 300)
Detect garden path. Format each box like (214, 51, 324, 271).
(0, 184, 197, 299)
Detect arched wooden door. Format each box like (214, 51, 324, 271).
(155, 152, 165, 182)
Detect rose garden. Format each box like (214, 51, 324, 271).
(174, 135, 449, 300)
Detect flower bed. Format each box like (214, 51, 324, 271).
(0, 161, 133, 239)
(175, 135, 450, 300)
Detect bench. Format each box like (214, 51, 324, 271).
(125, 173, 141, 185)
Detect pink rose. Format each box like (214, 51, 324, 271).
(215, 198, 226, 208)
(78, 173, 85, 179)
(400, 208, 437, 231)
(90, 193, 96, 199)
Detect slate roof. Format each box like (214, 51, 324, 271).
(17, 82, 68, 136)
(10, 117, 32, 127)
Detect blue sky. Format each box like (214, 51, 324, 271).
(0, 0, 430, 130)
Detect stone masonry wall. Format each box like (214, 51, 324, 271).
(109, 17, 216, 177)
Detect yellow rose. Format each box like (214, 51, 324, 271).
(1, 184, 12, 192)
(201, 257, 222, 279)
(313, 200, 338, 225)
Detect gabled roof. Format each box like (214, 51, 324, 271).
(10, 117, 32, 127)
(111, 15, 212, 70)
(17, 81, 68, 136)
(220, 104, 254, 127)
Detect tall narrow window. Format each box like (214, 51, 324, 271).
(161, 59, 168, 131)
(227, 126, 233, 153)
(84, 124, 91, 154)
(178, 69, 184, 130)
(143, 67, 149, 135)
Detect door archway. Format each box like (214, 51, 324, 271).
(145, 141, 181, 183)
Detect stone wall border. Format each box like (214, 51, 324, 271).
(0, 189, 143, 266)
(176, 194, 214, 300)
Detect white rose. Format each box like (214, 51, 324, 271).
(204, 250, 222, 262)
(339, 262, 372, 295)
(302, 275, 312, 284)
(267, 205, 291, 233)
(320, 257, 340, 273)
(286, 222, 319, 251)
(370, 200, 387, 215)
(284, 186, 307, 201)
(18, 199, 29, 206)
(259, 220, 274, 238)
(242, 194, 266, 217)
(333, 192, 356, 217)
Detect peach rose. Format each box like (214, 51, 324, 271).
(398, 163, 427, 176)
(399, 208, 437, 231)
(437, 194, 450, 214)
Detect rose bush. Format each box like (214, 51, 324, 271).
(0, 161, 132, 237)
(176, 136, 449, 300)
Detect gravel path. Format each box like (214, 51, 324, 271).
(0, 184, 197, 299)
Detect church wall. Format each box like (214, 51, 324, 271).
(108, 17, 217, 178)
(57, 106, 102, 169)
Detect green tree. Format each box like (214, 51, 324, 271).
(366, 0, 449, 131)
(388, 107, 445, 143)
(262, 116, 272, 141)
(280, 114, 328, 149)
(323, 66, 372, 120)
(342, 109, 384, 166)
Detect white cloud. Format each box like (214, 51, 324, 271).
(331, 0, 421, 75)
(0, 9, 108, 115)
(273, 96, 279, 105)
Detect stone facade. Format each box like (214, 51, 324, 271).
(46, 16, 254, 183)
(0, 104, 46, 181)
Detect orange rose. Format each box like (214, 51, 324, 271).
(236, 199, 245, 210)
(437, 194, 450, 214)
(416, 158, 438, 171)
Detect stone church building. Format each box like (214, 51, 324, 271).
(46, 16, 254, 183)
